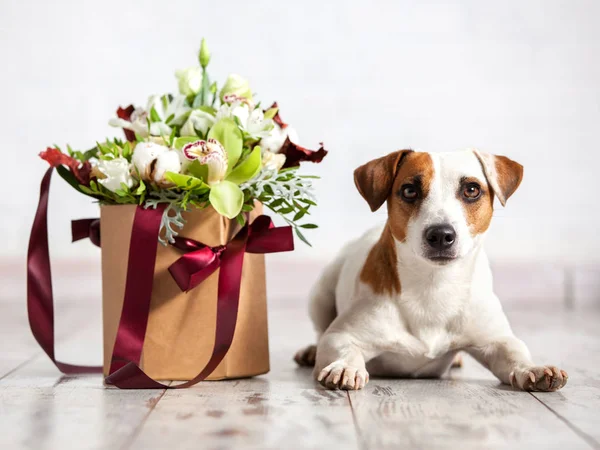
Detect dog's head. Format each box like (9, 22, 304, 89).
(354, 149, 523, 265)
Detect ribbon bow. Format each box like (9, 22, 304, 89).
(169, 215, 294, 292)
(71, 218, 101, 247)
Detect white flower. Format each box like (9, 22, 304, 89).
(261, 150, 286, 172)
(176, 67, 203, 96)
(132, 142, 182, 184)
(182, 138, 228, 185)
(260, 124, 299, 154)
(217, 100, 273, 140)
(180, 109, 216, 137)
(109, 95, 191, 138)
(220, 73, 252, 101)
(97, 157, 134, 193)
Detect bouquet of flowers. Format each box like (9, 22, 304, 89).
(29, 39, 328, 388)
(39, 38, 327, 245)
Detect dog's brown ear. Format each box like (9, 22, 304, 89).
(354, 150, 413, 212)
(473, 149, 523, 206)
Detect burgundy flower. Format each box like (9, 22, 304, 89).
(116, 105, 136, 142)
(266, 102, 328, 169)
(39, 147, 92, 185)
(279, 138, 328, 169)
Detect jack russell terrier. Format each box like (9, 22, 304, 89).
(294, 149, 568, 392)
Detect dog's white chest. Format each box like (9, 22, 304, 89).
(396, 285, 468, 359)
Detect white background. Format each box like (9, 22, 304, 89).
(1, 0, 599, 267)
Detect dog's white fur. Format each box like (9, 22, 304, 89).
(299, 150, 567, 391)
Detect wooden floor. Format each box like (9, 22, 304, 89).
(1, 277, 600, 449)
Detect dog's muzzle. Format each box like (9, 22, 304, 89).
(423, 224, 457, 263)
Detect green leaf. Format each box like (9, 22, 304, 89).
(164, 171, 208, 190)
(235, 213, 246, 227)
(263, 107, 278, 120)
(298, 198, 317, 206)
(226, 146, 262, 184)
(56, 165, 84, 193)
(174, 136, 200, 150)
(207, 118, 243, 172)
(293, 209, 306, 221)
(295, 227, 312, 247)
(150, 106, 161, 122)
(134, 180, 146, 195)
(198, 105, 216, 116)
(300, 223, 318, 229)
(268, 198, 285, 209)
(209, 180, 244, 219)
(187, 159, 209, 181)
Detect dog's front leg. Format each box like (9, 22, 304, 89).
(314, 329, 369, 390)
(466, 336, 568, 391)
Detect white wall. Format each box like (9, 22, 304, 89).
(1, 0, 599, 266)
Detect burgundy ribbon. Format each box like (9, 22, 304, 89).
(27, 167, 295, 389)
(27, 168, 102, 374)
(72, 218, 101, 247)
(169, 215, 295, 293)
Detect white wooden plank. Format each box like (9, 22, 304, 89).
(347, 308, 599, 450)
(128, 307, 359, 450)
(0, 307, 166, 450)
(506, 310, 600, 448)
(349, 370, 590, 450)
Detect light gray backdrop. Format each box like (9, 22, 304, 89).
(1, 0, 599, 267)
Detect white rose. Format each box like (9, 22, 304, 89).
(132, 142, 181, 183)
(176, 67, 203, 97)
(180, 109, 216, 137)
(97, 157, 134, 192)
(260, 125, 298, 154)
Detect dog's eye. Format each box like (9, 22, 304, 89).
(462, 183, 481, 200)
(400, 184, 419, 202)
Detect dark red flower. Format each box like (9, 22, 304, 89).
(39, 147, 92, 185)
(266, 102, 328, 169)
(116, 105, 136, 142)
(280, 138, 328, 169)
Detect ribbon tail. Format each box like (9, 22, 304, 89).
(108, 205, 164, 377)
(27, 168, 102, 374)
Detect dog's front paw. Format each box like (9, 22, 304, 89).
(316, 362, 369, 390)
(510, 366, 568, 392)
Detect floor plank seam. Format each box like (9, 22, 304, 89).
(0, 353, 40, 382)
(120, 387, 169, 450)
(530, 393, 600, 449)
(347, 392, 367, 450)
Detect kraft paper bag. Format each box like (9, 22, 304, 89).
(100, 204, 269, 381)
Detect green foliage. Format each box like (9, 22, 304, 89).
(263, 107, 278, 120)
(226, 147, 262, 184)
(242, 166, 319, 246)
(209, 180, 244, 219)
(164, 171, 209, 191)
(187, 159, 209, 181)
(207, 118, 243, 172)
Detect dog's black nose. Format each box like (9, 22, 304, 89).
(424, 225, 456, 250)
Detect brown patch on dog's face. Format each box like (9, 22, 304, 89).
(386, 152, 435, 242)
(354, 150, 413, 212)
(456, 176, 494, 235)
(360, 224, 401, 295)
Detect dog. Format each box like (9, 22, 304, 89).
(294, 149, 568, 392)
